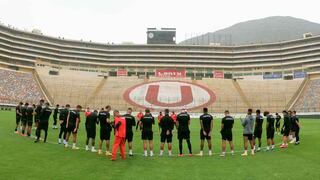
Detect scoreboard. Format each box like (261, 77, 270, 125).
(147, 28, 176, 44)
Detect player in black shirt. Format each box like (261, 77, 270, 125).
(292, 111, 301, 145)
(139, 108, 155, 157)
(198, 108, 213, 156)
(14, 102, 23, 133)
(97, 105, 112, 156)
(264, 111, 275, 151)
(58, 105, 69, 144)
(176, 109, 192, 156)
(52, 104, 59, 129)
(289, 111, 297, 144)
(26, 103, 34, 137)
(84, 107, 92, 150)
(275, 113, 281, 135)
(20, 103, 28, 136)
(85, 110, 98, 152)
(280, 110, 290, 148)
(34, 99, 45, 135)
(35, 103, 52, 143)
(65, 105, 82, 149)
(32, 104, 36, 127)
(220, 110, 235, 157)
(159, 109, 175, 156)
(253, 109, 263, 152)
(123, 108, 136, 156)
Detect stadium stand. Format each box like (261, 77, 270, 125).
(0, 68, 44, 104)
(197, 78, 248, 113)
(236, 79, 304, 112)
(0, 65, 317, 113)
(88, 76, 145, 110)
(36, 68, 104, 107)
(0, 23, 320, 113)
(292, 77, 320, 112)
(1, 23, 320, 74)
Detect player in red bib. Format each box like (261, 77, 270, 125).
(136, 110, 144, 131)
(84, 107, 91, 117)
(157, 111, 164, 132)
(111, 110, 126, 161)
(171, 111, 177, 122)
(171, 111, 177, 129)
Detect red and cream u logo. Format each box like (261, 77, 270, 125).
(123, 81, 215, 110)
(145, 85, 193, 107)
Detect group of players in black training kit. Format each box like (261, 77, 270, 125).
(14, 99, 301, 159)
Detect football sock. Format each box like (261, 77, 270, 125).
(186, 139, 192, 154)
(179, 139, 183, 154)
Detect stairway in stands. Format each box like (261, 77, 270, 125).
(85, 77, 107, 108)
(287, 76, 310, 110)
(32, 70, 54, 105)
(232, 79, 251, 109)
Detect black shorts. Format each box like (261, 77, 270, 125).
(16, 116, 21, 124)
(221, 130, 233, 141)
(282, 128, 290, 136)
(254, 128, 262, 139)
(267, 128, 275, 139)
(67, 125, 77, 133)
(21, 118, 27, 126)
(100, 128, 111, 140)
(243, 134, 253, 140)
(142, 130, 153, 140)
(289, 125, 295, 131)
(60, 121, 66, 126)
(60, 124, 66, 130)
(126, 131, 133, 142)
(86, 127, 96, 139)
(178, 129, 190, 140)
(38, 122, 49, 131)
(27, 117, 33, 126)
(200, 129, 211, 140)
(34, 116, 40, 123)
(27, 121, 33, 126)
(160, 133, 173, 143)
(276, 122, 280, 128)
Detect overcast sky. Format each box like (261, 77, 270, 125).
(0, 0, 319, 44)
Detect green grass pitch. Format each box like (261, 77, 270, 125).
(0, 111, 319, 180)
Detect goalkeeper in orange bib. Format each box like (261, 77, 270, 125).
(111, 110, 126, 161)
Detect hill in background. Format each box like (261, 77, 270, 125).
(179, 16, 320, 46)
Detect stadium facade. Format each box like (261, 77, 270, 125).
(0, 24, 319, 113)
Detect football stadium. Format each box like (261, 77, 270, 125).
(1, 1, 320, 179)
(1, 23, 320, 112)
